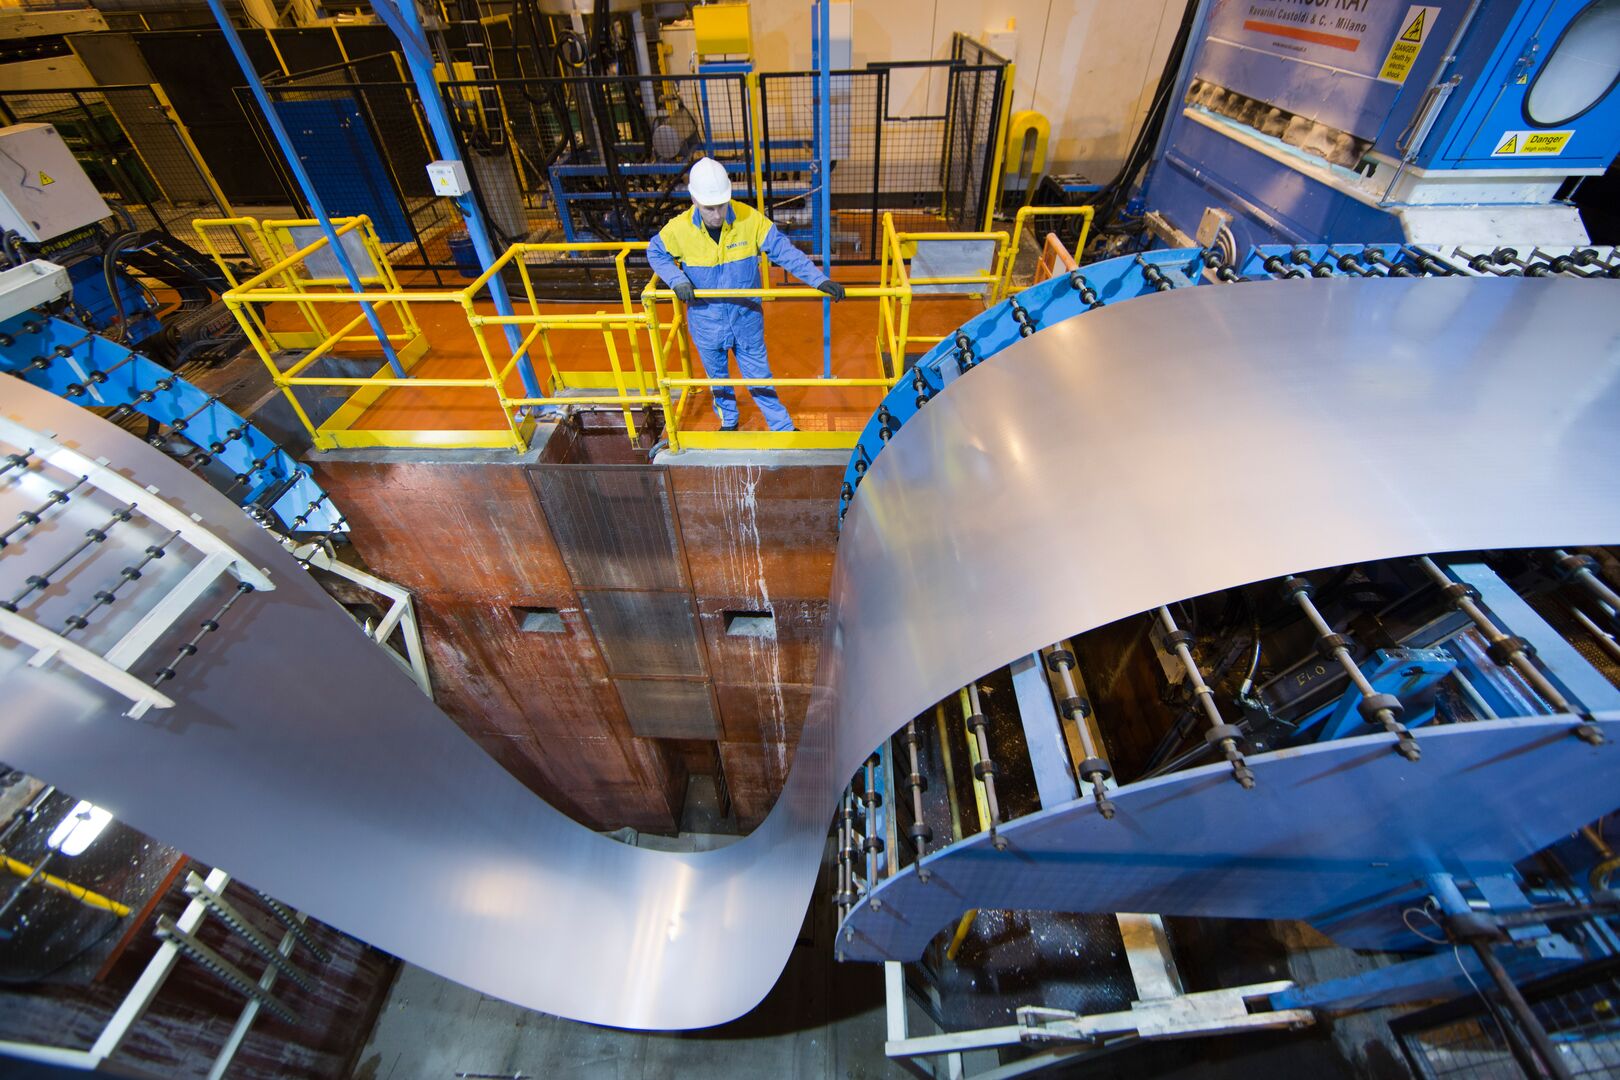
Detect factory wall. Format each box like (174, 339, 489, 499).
(744, 0, 1191, 181)
(310, 439, 842, 835)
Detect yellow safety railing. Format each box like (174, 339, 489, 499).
(640, 278, 911, 452)
(463, 242, 661, 442)
(877, 212, 1007, 363)
(201, 205, 1093, 454)
(995, 204, 1094, 300)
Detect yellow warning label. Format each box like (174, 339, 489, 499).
(1379, 5, 1439, 83)
(1492, 129, 1574, 157)
(38, 171, 54, 186)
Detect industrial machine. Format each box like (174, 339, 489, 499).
(0, 121, 245, 368)
(0, 1, 1617, 1077)
(1141, 0, 1620, 253)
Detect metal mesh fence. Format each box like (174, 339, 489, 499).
(254, 54, 456, 282)
(759, 62, 1005, 262)
(0, 85, 245, 257)
(443, 73, 752, 249)
(1395, 957, 1620, 1079)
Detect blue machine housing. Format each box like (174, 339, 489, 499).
(1142, 0, 1620, 248)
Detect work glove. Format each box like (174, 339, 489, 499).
(817, 280, 847, 302)
(672, 279, 696, 304)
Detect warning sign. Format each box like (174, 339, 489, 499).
(1379, 5, 1439, 83)
(1492, 130, 1574, 157)
(38, 171, 54, 186)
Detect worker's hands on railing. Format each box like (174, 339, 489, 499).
(672, 279, 696, 304)
(817, 280, 847, 302)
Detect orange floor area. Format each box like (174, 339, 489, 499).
(259, 270, 988, 436)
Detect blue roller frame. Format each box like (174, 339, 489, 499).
(0, 316, 344, 535)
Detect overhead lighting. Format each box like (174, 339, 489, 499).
(46, 801, 113, 857)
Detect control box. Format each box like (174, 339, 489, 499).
(0, 124, 110, 243)
(427, 159, 472, 197)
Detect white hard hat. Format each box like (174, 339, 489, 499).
(687, 156, 732, 206)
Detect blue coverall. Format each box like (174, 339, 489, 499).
(646, 201, 827, 431)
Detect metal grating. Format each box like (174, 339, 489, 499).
(580, 590, 706, 678)
(1396, 957, 1620, 1079)
(527, 466, 686, 591)
(614, 678, 720, 740)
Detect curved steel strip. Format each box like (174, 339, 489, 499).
(836, 243, 1451, 522)
(1, 277, 1618, 1031)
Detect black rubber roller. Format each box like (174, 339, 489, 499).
(1557, 552, 1596, 576)
(1357, 693, 1405, 720)
(906, 772, 927, 792)
(1077, 757, 1112, 781)
(1283, 575, 1313, 597)
(1487, 635, 1535, 666)
(1315, 633, 1349, 658)
(908, 821, 932, 843)
(1044, 649, 1076, 671)
(1440, 580, 1480, 602)
(1203, 723, 1244, 745)
(1164, 628, 1195, 649)
(971, 759, 999, 780)
(863, 835, 885, 855)
(1060, 696, 1089, 720)
(965, 712, 988, 732)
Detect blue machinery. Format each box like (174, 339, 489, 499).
(834, 241, 1620, 1075)
(1140, 0, 1620, 251)
(0, 272, 344, 537)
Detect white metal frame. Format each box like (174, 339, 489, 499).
(883, 913, 1313, 1078)
(280, 537, 432, 698)
(0, 866, 319, 1078)
(0, 414, 274, 719)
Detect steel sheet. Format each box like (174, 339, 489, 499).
(2, 277, 1619, 1029)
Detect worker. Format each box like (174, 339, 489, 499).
(647, 156, 845, 432)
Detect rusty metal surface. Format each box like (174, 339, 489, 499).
(528, 466, 687, 591)
(4, 278, 1620, 1030)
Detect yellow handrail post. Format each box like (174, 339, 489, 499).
(998, 205, 1094, 299)
(613, 248, 648, 389)
(641, 283, 681, 453)
(459, 289, 528, 452)
(598, 311, 638, 440)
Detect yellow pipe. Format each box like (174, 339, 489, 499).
(280, 311, 371, 378)
(946, 909, 978, 961)
(2, 854, 131, 917)
(999, 205, 1094, 299)
(663, 377, 893, 387)
(642, 292, 681, 453)
(958, 688, 991, 831)
(471, 313, 650, 327)
(598, 312, 637, 440)
(934, 702, 963, 842)
(230, 215, 373, 293)
(643, 286, 905, 300)
(283, 376, 494, 388)
(506, 395, 663, 406)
